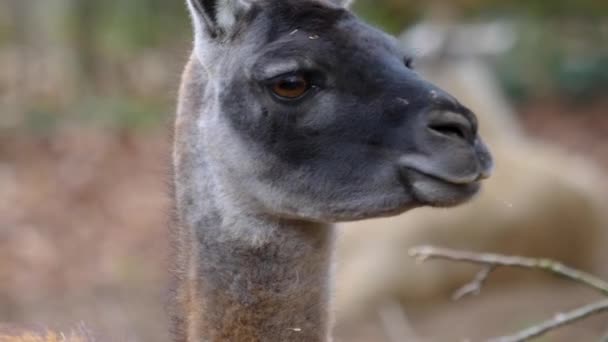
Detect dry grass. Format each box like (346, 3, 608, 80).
(0, 324, 93, 342)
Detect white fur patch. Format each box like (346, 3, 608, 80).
(326, 0, 355, 8)
(216, 0, 252, 30)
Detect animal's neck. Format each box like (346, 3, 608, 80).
(172, 57, 334, 342)
(190, 214, 334, 342)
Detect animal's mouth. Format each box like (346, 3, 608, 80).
(406, 167, 482, 186)
(398, 155, 488, 185)
(396, 145, 492, 187)
(399, 167, 483, 207)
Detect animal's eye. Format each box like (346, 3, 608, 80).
(270, 74, 311, 99)
(404, 57, 415, 69)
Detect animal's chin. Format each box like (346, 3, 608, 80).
(401, 168, 482, 208)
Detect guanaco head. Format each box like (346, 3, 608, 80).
(183, 0, 493, 222)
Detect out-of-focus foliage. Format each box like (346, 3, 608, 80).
(64, 0, 189, 52)
(0, 0, 191, 134)
(354, 0, 608, 33)
(2, 0, 189, 50)
(496, 19, 608, 102)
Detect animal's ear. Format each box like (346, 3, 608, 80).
(186, 0, 252, 40)
(327, 0, 355, 8)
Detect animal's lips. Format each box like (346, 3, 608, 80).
(397, 154, 483, 185)
(400, 166, 482, 186)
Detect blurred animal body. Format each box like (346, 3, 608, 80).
(169, 0, 492, 341)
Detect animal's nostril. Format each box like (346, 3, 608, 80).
(428, 123, 467, 140)
(426, 110, 475, 142)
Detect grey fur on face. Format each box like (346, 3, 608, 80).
(182, 0, 492, 224)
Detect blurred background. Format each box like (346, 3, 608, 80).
(0, 1, 607, 341)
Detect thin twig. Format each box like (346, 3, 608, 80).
(487, 299, 608, 342)
(409, 245, 608, 296)
(409, 245, 608, 342)
(452, 265, 495, 301)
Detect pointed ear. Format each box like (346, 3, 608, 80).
(186, 0, 252, 40)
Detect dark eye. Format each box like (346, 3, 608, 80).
(271, 74, 311, 99)
(404, 57, 415, 69)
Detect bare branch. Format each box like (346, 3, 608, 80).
(409, 245, 608, 341)
(409, 245, 608, 296)
(452, 265, 495, 301)
(486, 299, 608, 342)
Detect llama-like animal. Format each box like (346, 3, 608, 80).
(170, 0, 492, 341)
